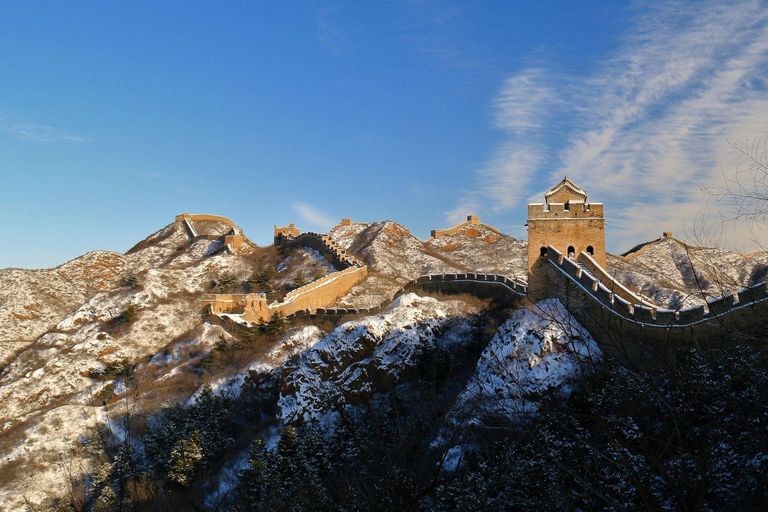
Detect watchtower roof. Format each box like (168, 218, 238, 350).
(544, 177, 588, 205)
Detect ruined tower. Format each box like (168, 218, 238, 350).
(527, 178, 606, 299)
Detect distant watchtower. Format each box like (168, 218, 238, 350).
(527, 178, 606, 299)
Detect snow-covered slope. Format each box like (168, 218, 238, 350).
(331, 221, 457, 280)
(0, 220, 261, 510)
(329, 221, 528, 309)
(2, 214, 766, 510)
(278, 294, 599, 435)
(606, 237, 768, 308)
(0, 251, 128, 362)
(425, 223, 528, 280)
(278, 293, 479, 427)
(453, 299, 600, 423)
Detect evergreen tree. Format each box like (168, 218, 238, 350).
(233, 426, 332, 511)
(262, 282, 275, 301)
(292, 271, 307, 289)
(168, 431, 202, 486)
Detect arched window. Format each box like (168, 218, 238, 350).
(564, 201, 570, 211)
(567, 246, 575, 258)
(540, 247, 548, 257)
(587, 245, 594, 255)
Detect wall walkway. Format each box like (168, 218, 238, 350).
(541, 245, 768, 365)
(276, 231, 365, 269)
(546, 245, 768, 327)
(576, 251, 656, 307)
(175, 213, 244, 250)
(203, 218, 766, 363)
(204, 226, 369, 322)
(207, 271, 527, 328)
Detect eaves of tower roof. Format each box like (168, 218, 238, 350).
(544, 177, 588, 202)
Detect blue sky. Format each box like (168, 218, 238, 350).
(1, 1, 767, 269)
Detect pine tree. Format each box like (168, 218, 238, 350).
(234, 440, 269, 510)
(168, 431, 202, 486)
(292, 271, 307, 289)
(264, 311, 285, 335)
(262, 282, 275, 301)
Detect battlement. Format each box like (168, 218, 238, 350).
(429, 215, 500, 239)
(206, 221, 369, 323)
(576, 251, 656, 307)
(274, 223, 300, 241)
(546, 245, 768, 328)
(176, 213, 238, 231)
(528, 202, 604, 219)
(224, 234, 244, 250)
(276, 229, 365, 269)
(201, 293, 267, 317)
(528, 178, 606, 299)
(203, 265, 368, 322)
(176, 213, 244, 252)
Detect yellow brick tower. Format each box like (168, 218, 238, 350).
(527, 177, 606, 299)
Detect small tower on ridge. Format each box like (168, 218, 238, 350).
(527, 178, 606, 299)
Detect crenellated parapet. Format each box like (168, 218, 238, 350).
(274, 223, 301, 242)
(176, 213, 238, 231)
(528, 178, 606, 300)
(429, 215, 502, 240)
(576, 251, 656, 307)
(545, 245, 768, 327)
(205, 222, 369, 323)
(202, 266, 368, 323)
(201, 293, 269, 319)
(276, 230, 365, 270)
(398, 272, 527, 300)
(207, 271, 527, 331)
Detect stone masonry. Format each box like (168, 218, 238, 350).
(527, 178, 606, 299)
(204, 221, 368, 323)
(176, 213, 244, 250)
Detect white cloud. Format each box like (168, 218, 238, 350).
(314, 2, 350, 54)
(493, 69, 558, 134)
(2, 123, 87, 143)
(293, 203, 336, 231)
(445, 198, 480, 226)
(461, 0, 768, 252)
(445, 68, 556, 222)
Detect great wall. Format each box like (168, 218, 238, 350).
(427, 214, 502, 240)
(175, 213, 245, 252)
(196, 222, 369, 323)
(185, 177, 768, 353)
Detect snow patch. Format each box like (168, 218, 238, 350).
(456, 298, 601, 421)
(277, 294, 476, 428)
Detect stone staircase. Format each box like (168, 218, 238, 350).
(575, 261, 597, 281)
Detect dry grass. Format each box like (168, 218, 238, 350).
(97, 347, 119, 357)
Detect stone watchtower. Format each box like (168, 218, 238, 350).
(527, 178, 606, 299)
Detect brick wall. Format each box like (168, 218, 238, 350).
(176, 213, 237, 231)
(527, 201, 606, 299)
(430, 215, 501, 239)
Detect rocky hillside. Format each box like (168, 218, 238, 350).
(0, 251, 127, 365)
(330, 220, 527, 309)
(0, 220, 341, 510)
(606, 236, 768, 308)
(1, 216, 766, 510)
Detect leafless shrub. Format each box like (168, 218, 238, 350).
(701, 136, 768, 250)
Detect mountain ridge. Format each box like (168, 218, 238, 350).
(1, 214, 766, 510)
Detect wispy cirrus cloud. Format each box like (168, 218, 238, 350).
(1, 122, 87, 143)
(445, 68, 557, 224)
(294, 203, 337, 231)
(314, 1, 352, 54)
(460, 0, 768, 252)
